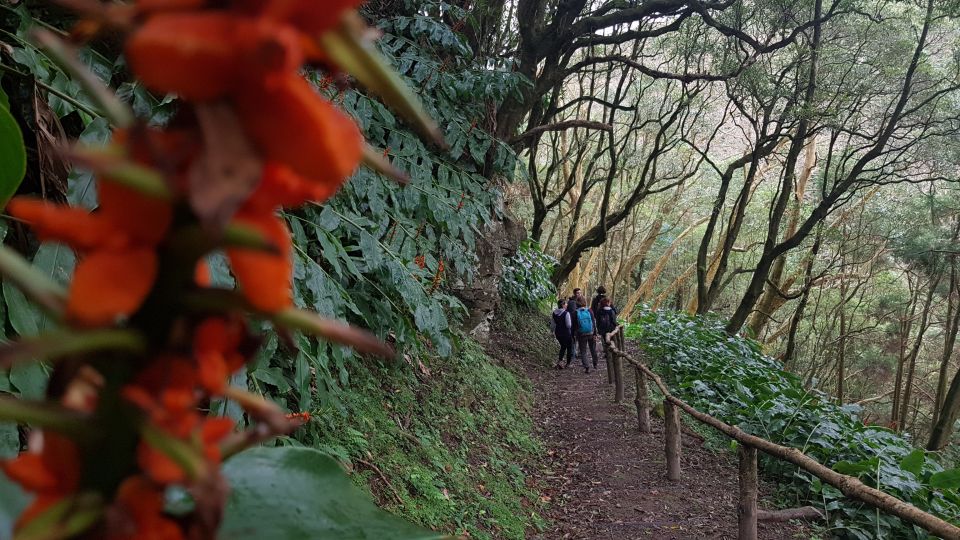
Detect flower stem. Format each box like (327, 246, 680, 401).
(0, 329, 146, 369)
(0, 396, 92, 439)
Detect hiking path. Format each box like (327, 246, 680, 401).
(490, 323, 812, 539)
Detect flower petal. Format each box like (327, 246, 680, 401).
(244, 162, 340, 214)
(98, 178, 172, 246)
(226, 212, 292, 313)
(8, 197, 122, 250)
(66, 249, 157, 326)
(234, 74, 361, 189)
(109, 475, 184, 540)
(126, 13, 243, 101)
(138, 442, 185, 484)
(1, 453, 59, 493)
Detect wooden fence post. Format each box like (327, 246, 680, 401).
(605, 334, 614, 384)
(738, 444, 758, 540)
(664, 400, 681, 482)
(635, 366, 651, 433)
(613, 328, 624, 402)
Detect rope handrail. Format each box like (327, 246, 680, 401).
(602, 324, 960, 540)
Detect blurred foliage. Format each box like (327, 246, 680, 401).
(0, 0, 526, 412)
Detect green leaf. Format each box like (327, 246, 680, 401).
(33, 243, 76, 287)
(930, 468, 960, 490)
(3, 280, 43, 336)
(0, 422, 18, 458)
(9, 363, 47, 400)
(0, 100, 26, 207)
(899, 449, 925, 477)
(68, 118, 110, 209)
(220, 447, 448, 539)
(0, 81, 9, 110)
(0, 467, 30, 538)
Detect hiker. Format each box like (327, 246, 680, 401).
(566, 293, 580, 360)
(595, 297, 618, 359)
(574, 295, 598, 373)
(590, 285, 607, 315)
(551, 299, 573, 369)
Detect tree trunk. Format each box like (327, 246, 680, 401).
(898, 272, 941, 429)
(746, 140, 817, 336)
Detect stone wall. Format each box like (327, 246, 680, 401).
(452, 210, 525, 343)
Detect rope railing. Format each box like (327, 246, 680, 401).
(601, 325, 960, 540)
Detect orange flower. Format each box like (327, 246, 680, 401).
(1, 433, 81, 530)
(200, 417, 235, 464)
(135, 417, 234, 485)
(7, 198, 124, 250)
(194, 259, 212, 287)
(194, 317, 246, 394)
(234, 73, 362, 188)
(127, 12, 303, 102)
(107, 476, 183, 540)
(66, 249, 158, 327)
(123, 357, 200, 439)
(126, 13, 244, 101)
(243, 162, 341, 215)
(8, 185, 169, 327)
(226, 211, 293, 312)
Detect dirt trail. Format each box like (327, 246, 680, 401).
(495, 329, 811, 539)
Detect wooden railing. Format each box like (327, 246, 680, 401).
(601, 325, 960, 540)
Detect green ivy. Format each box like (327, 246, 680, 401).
(500, 241, 556, 306)
(629, 311, 960, 539)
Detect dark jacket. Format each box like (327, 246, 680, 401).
(591, 293, 606, 315)
(552, 308, 572, 340)
(566, 298, 579, 333)
(596, 305, 618, 335)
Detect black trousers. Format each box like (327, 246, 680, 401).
(556, 335, 573, 364)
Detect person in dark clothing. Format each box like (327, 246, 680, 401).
(595, 297, 618, 364)
(590, 285, 607, 315)
(595, 297, 618, 336)
(552, 300, 573, 369)
(566, 295, 580, 360)
(573, 295, 598, 373)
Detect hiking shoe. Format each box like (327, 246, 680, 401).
(593, 361, 598, 369)
(584, 367, 589, 374)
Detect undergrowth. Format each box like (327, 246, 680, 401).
(629, 310, 960, 540)
(493, 300, 557, 368)
(287, 337, 546, 539)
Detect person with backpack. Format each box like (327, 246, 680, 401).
(574, 295, 598, 373)
(551, 299, 573, 369)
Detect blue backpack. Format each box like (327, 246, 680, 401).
(576, 308, 593, 334)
